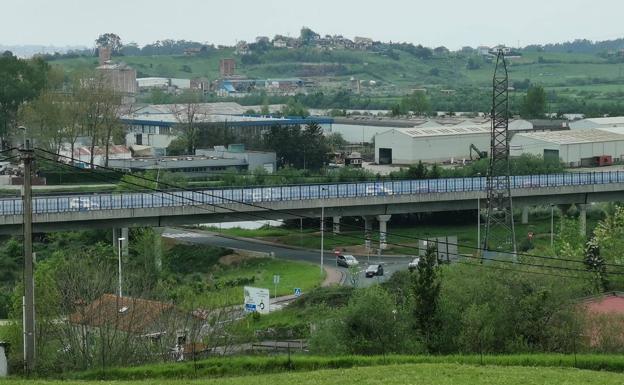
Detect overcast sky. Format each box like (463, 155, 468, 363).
(3, 0, 623, 49)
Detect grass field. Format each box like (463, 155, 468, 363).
(9, 355, 624, 384)
(5, 364, 622, 385)
(195, 258, 324, 306)
(207, 213, 599, 256)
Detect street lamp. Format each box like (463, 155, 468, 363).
(117, 237, 125, 297)
(18, 126, 27, 149)
(550, 204, 555, 247)
(320, 187, 327, 275)
(477, 172, 482, 249)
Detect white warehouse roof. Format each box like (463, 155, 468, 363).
(569, 116, 624, 129)
(398, 125, 490, 138)
(512, 129, 624, 145)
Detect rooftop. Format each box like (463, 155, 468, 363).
(578, 117, 624, 126)
(391, 123, 491, 138)
(514, 129, 624, 145)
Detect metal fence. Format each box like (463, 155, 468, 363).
(2, 171, 624, 216)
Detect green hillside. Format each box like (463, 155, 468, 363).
(50, 48, 624, 107)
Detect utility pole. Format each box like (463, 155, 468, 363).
(483, 49, 517, 257)
(20, 139, 35, 373)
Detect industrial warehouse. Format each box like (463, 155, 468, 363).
(373, 119, 533, 164)
(510, 129, 624, 167)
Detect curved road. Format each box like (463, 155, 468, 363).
(162, 227, 412, 287)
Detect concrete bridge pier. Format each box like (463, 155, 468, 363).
(332, 216, 341, 235)
(362, 215, 375, 249)
(521, 206, 530, 225)
(113, 228, 129, 256)
(578, 204, 587, 237)
(377, 215, 391, 250)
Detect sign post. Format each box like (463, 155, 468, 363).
(243, 286, 270, 315)
(273, 275, 280, 299)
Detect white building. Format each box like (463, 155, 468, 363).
(510, 129, 624, 167)
(61, 145, 132, 167)
(374, 124, 492, 164)
(569, 117, 624, 130)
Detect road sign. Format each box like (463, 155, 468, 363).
(243, 286, 270, 314)
(273, 275, 280, 284)
(294, 288, 302, 297)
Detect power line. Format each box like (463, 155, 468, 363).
(35, 148, 624, 270)
(35, 156, 593, 280)
(34, 150, 624, 277)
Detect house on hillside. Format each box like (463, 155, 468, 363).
(69, 294, 208, 360)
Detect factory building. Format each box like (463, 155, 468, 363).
(569, 117, 624, 130)
(510, 129, 624, 167)
(108, 145, 276, 178)
(374, 124, 492, 164)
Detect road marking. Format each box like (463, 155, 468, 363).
(162, 232, 204, 239)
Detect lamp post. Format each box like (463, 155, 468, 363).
(477, 172, 481, 250)
(320, 187, 327, 275)
(550, 204, 554, 247)
(117, 237, 125, 297)
(18, 126, 27, 149)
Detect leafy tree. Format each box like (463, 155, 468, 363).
(520, 85, 547, 118)
(399, 91, 431, 116)
(411, 243, 441, 350)
(299, 27, 320, 46)
(281, 98, 309, 117)
(95, 33, 122, 53)
(325, 132, 347, 152)
(0, 54, 49, 143)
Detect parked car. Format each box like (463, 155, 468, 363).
(69, 197, 99, 210)
(408, 257, 420, 271)
(365, 264, 384, 277)
(336, 254, 359, 268)
(365, 185, 394, 196)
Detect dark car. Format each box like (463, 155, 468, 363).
(365, 264, 384, 278)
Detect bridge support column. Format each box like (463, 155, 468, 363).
(332, 216, 341, 234)
(377, 215, 391, 250)
(521, 206, 529, 225)
(578, 204, 587, 237)
(362, 216, 375, 250)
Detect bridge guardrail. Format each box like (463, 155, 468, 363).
(1, 171, 623, 216)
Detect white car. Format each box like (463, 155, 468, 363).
(365, 185, 394, 196)
(337, 254, 359, 268)
(408, 257, 420, 271)
(69, 197, 99, 210)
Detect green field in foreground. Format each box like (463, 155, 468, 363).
(7, 363, 624, 385)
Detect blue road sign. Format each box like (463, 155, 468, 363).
(245, 304, 257, 312)
(294, 288, 302, 297)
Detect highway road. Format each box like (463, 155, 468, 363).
(1, 171, 622, 215)
(162, 227, 412, 287)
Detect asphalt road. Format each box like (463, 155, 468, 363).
(162, 227, 412, 287)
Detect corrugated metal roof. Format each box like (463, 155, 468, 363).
(514, 129, 624, 145)
(395, 124, 491, 138)
(580, 117, 624, 126)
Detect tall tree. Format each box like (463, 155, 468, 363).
(170, 90, 204, 155)
(411, 243, 441, 351)
(520, 85, 547, 118)
(0, 54, 49, 145)
(95, 33, 123, 53)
